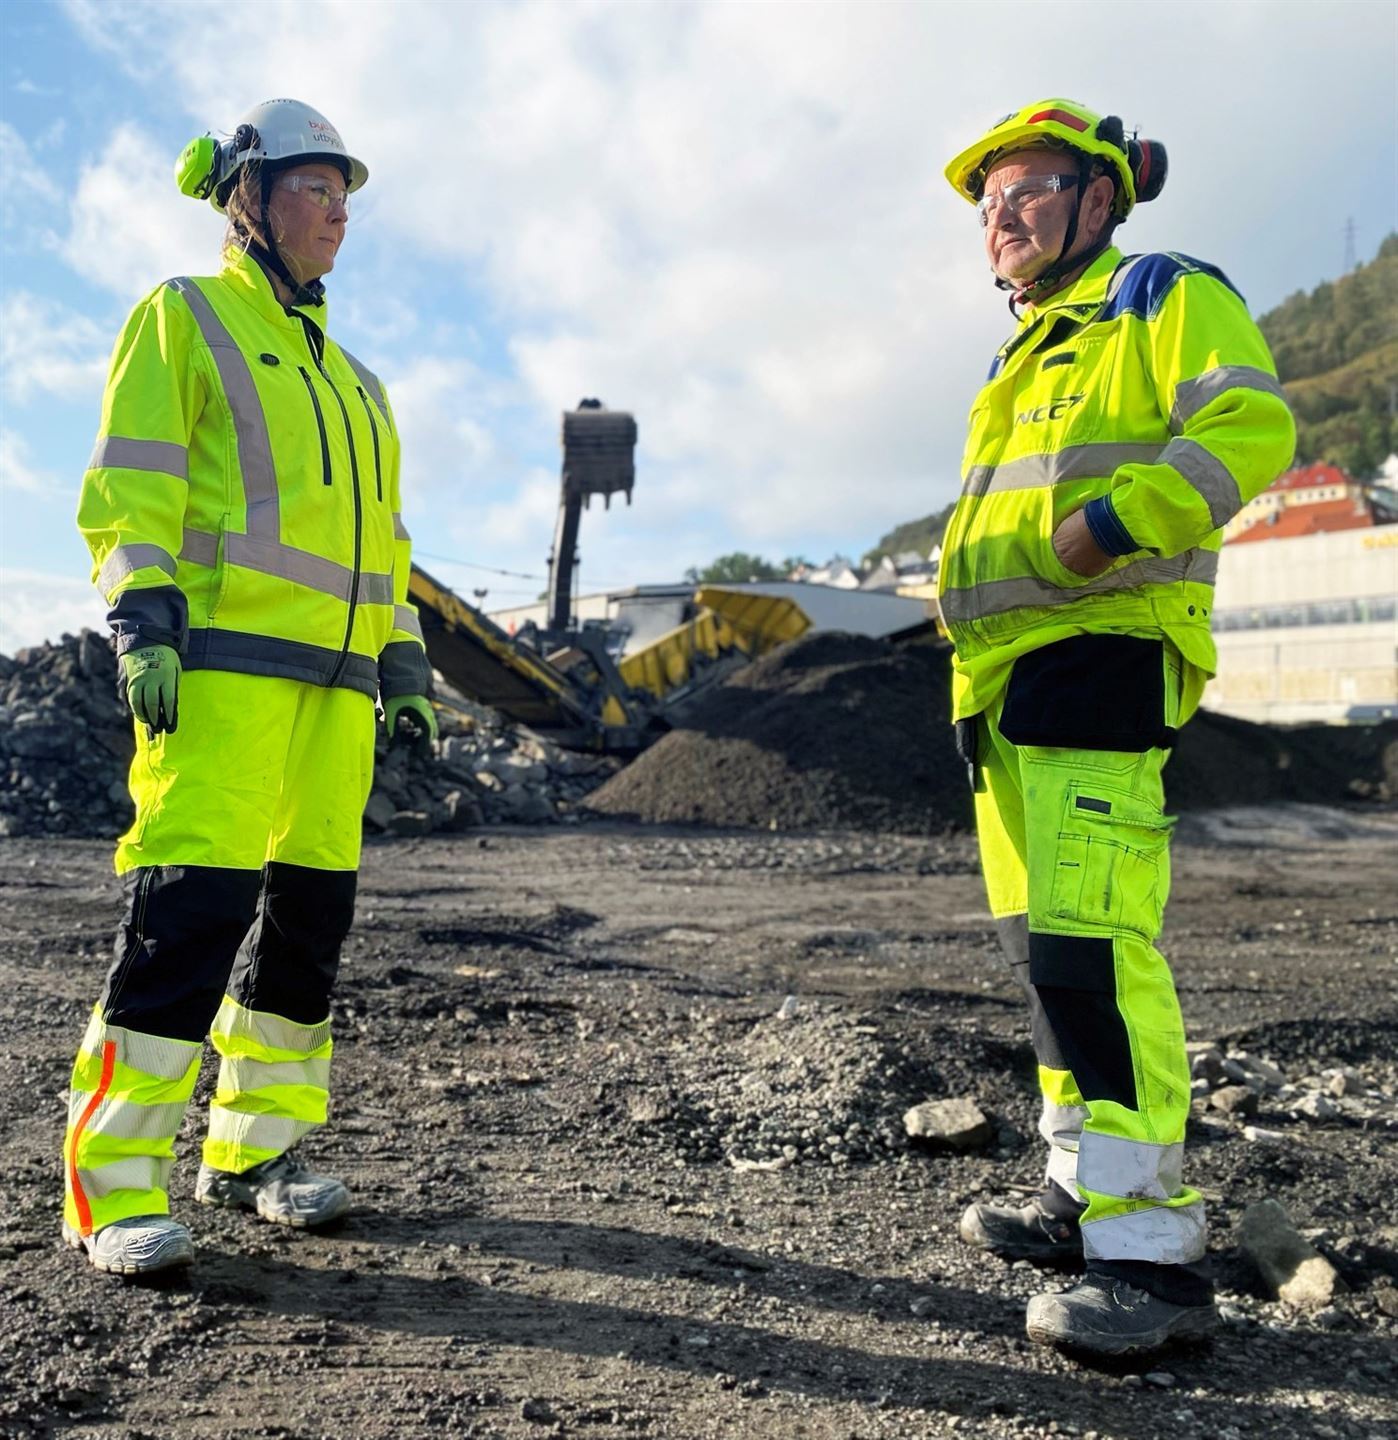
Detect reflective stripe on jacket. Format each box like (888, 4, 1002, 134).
(77, 249, 430, 699)
(937, 246, 1295, 720)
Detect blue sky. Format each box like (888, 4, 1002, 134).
(2, 0, 1395, 651)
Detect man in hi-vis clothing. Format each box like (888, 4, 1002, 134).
(937, 99, 1294, 1353)
(63, 100, 434, 1275)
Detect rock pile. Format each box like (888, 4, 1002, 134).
(615, 1001, 1023, 1170)
(0, 632, 617, 840)
(586, 631, 1398, 834)
(585, 632, 972, 834)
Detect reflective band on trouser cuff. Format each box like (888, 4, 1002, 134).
(1038, 1070, 1088, 1194)
(1158, 437, 1243, 528)
(392, 512, 411, 541)
(393, 605, 424, 641)
(938, 548, 1219, 624)
(97, 543, 177, 597)
(179, 527, 393, 606)
(88, 436, 190, 481)
(962, 443, 1163, 498)
(1170, 366, 1289, 431)
(1076, 1131, 1207, 1264)
(166, 277, 279, 539)
(203, 996, 332, 1174)
(63, 1011, 201, 1236)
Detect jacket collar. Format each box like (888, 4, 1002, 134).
(1018, 244, 1123, 323)
(219, 246, 330, 337)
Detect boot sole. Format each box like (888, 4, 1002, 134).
(1026, 1305, 1218, 1356)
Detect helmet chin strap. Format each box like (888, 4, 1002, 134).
(248, 165, 326, 310)
(994, 154, 1113, 316)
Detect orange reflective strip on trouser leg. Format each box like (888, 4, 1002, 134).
(63, 1012, 202, 1235)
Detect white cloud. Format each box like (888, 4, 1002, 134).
(0, 428, 55, 495)
(58, 121, 223, 302)
(40, 0, 1398, 585)
(0, 292, 110, 403)
(0, 568, 106, 655)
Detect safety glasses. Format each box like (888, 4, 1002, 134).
(977, 173, 1079, 227)
(277, 176, 350, 213)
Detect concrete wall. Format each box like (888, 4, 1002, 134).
(1210, 527, 1398, 723)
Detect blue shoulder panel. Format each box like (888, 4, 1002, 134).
(1098, 252, 1244, 323)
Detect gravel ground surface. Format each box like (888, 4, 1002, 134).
(2, 806, 1396, 1440)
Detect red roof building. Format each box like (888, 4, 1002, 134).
(1223, 461, 1367, 542)
(1226, 495, 1376, 544)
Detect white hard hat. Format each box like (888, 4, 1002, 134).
(175, 98, 368, 210)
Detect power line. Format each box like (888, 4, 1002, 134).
(413, 548, 633, 590)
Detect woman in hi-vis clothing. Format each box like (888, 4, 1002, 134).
(64, 99, 435, 1275)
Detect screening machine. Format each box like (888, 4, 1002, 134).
(408, 401, 810, 752)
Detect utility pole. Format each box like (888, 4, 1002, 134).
(1342, 216, 1357, 273)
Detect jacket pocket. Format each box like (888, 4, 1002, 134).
(299, 368, 333, 486)
(357, 387, 383, 502)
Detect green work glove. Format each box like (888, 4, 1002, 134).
(384, 694, 437, 753)
(121, 644, 181, 736)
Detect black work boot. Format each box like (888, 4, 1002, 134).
(1025, 1267, 1218, 1356)
(958, 1183, 1085, 1264)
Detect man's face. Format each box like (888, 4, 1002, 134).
(979, 149, 1108, 285)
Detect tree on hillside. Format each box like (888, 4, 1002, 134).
(683, 553, 805, 584)
(1258, 233, 1398, 478)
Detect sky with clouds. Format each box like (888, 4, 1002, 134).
(1, 0, 1394, 652)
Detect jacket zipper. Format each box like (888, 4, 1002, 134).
(298, 368, 333, 485)
(357, 387, 383, 502)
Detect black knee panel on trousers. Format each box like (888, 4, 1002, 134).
(997, 914, 1072, 1074)
(102, 866, 264, 1042)
(1028, 931, 1137, 1109)
(229, 863, 357, 1024)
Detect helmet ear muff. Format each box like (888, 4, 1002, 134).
(174, 134, 220, 199)
(232, 123, 261, 156)
(1128, 138, 1168, 203)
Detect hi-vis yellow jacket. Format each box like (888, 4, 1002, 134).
(938, 246, 1295, 721)
(77, 249, 430, 700)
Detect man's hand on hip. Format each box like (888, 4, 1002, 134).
(1052, 509, 1115, 579)
(121, 644, 181, 736)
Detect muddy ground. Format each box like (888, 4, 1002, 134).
(2, 806, 1396, 1440)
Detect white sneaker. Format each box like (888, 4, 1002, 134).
(195, 1151, 350, 1228)
(63, 1215, 194, 1275)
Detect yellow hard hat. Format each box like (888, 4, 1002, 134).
(945, 98, 1162, 219)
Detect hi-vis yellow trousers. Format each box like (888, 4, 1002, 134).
(970, 636, 1205, 1269)
(63, 670, 374, 1237)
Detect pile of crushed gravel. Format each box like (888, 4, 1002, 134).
(586, 633, 971, 834)
(585, 632, 1398, 834)
(615, 1003, 1025, 1169)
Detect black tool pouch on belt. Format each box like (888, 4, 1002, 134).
(998, 634, 1177, 752)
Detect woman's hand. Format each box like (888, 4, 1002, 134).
(1051, 509, 1115, 579)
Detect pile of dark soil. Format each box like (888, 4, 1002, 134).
(586, 633, 1398, 833)
(587, 633, 971, 834)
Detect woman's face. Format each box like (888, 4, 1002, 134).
(265, 161, 350, 284)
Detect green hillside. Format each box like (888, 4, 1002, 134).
(1259, 232, 1398, 478)
(861, 502, 956, 567)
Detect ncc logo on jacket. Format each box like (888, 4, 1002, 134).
(1016, 393, 1086, 426)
